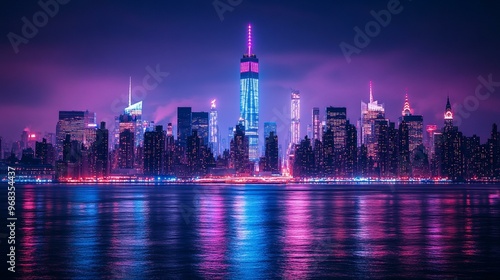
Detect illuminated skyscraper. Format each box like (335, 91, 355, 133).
(444, 96, 453, 127)
(291, 90, 300, 145)
(326, 107, 347, 176)
(124, 77, 144, 147)
(144, 125, 166, 175)
(118, 114, 135, 169)
(209, 99, 219, 157)
(56, 110, 95, 159)
(312, 107, 321, 144)
(426, 124, 438, 158)
(399, 92, 423, 154)
(240, 24, 259, 161)
(360, 81, 385, 158)
(439, 96, 465, 180)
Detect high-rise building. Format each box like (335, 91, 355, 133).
(326, 107, 347, 176)
(94, 121, 109, 177)
(426, 125, 438, 158)
(346, 121, 357, 177)
(291, 90, 300, 145)
(227, 127, 234, 151)
(230, 119, 251, 174)
(177, 107, 192, 148)
(118, 114, 135, 169)
(438, 96, 465, 180)
(293, 136, 314, 178)
(209, 99, 219, 157)
(240, 24, 259, 162)
(144, 125, 166, 176)
(264, 122, 277, 139)
(124, 78, 144, 147)
(374, 115, 390, 177)
(399, 92, 423, 154)
(264, 131, 279, 174)
(192, 111, 209, 146)
(312, 107, 321, 144)
(56, 111, 95, 159)
(399, 121, 411, 177)
(165, 123, 175, 175)
(35, 138, 55, 165)
(360, 81, 385, 158)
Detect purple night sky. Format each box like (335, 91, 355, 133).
(1, 0, 500, 144)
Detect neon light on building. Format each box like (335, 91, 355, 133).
(240, 24, 260, 161)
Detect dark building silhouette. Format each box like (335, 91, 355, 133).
(293, 136, 314, 178)
(93, 122, 109, 177)
(230, 121, 251, 175)
(35, 138, 55, 165)
(398, 121, 411, 177)
(177, 107, 192, 148)
(264, 131, 279, 174)
(322, 129, 334, 177)
(345, 121, 357, 177)
(118, 114, 135, 169)
(192, 112, 209, 146)
(144, 125, 166, 175)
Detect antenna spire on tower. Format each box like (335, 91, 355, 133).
(369, 81, 374, 103)
(128, 76, 132, 107)
(247, 24, 252, 56)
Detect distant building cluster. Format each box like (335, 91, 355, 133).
(1, 24, 499, 182)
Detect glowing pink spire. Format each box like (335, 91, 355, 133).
(402, 89, 412, 116)
(369, 81, 374, 103)
(247, 24, 252, 56)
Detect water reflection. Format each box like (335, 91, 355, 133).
(8, 184, 500, 279)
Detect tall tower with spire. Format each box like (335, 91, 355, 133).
(240, 24, 260, 162)
(399, 90, 423, 154)
(402, 89, 413, 116)
(444, 96, 453, 127)
(124, 77, 144, 147)
(360, 81, 385, 157)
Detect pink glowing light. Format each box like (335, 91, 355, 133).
(250, 62, 258, 73)
(369, 81, 374, 103)
(240, 62, 250, 73)
(247, 24, 252, 56)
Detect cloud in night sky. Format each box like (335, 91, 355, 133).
(1, 0, 500, 146)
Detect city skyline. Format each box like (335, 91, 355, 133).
(2, 1, 500, 144)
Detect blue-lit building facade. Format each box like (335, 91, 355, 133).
(240, 24, 259, 162)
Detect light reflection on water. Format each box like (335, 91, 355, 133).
(4, 184, 500, 279)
